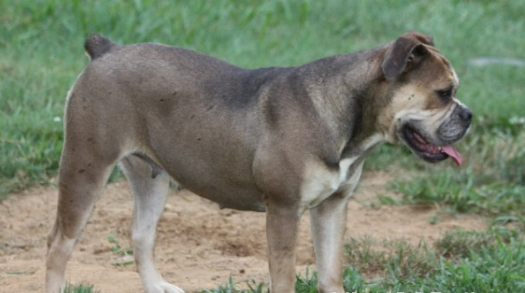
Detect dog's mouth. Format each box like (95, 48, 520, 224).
(401, 125, 463, 166)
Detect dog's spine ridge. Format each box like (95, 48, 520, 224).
(84, 34, 115, 60)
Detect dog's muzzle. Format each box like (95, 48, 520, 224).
(400, 105, 472, 166)
(438, 106, 472, 141)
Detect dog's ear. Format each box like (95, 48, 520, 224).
(406, 31, 434, 46)
(381, 32, 433, 81)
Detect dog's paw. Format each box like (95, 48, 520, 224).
(147, 282, 185, 293)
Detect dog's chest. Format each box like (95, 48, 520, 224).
(300, 157, 364, 209)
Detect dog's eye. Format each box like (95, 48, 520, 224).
(436, 87, 453, 101)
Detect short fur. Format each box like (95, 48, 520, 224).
(46, 31, 471, 293)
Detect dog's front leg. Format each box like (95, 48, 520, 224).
(265, 198, 301, 293)
(309, 163, 363, 293)
(309, 193, 350, 293)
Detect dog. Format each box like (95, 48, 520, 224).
(45, 31, 471, 293)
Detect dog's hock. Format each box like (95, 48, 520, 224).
(381, 32, 432, 81)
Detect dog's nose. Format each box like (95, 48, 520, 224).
(459, 108, 473, 123)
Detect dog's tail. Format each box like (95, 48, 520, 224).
(84, 34, 116, 60)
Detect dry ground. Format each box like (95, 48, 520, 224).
(0, 171, 486, 292)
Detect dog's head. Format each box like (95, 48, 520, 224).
(378, 31, 472, 165)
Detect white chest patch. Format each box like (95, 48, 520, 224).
(300, 157, 363, 209)
(338, 157, 357, 183)
(300, 134, 383, 209)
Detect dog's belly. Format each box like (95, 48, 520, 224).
(145, 111, 267, 212)
(177, 178, 266, 212)
(161, 159, 266, 212)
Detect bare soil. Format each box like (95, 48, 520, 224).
(0, 171, 486, 293)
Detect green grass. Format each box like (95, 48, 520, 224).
(345, 237, 438, 280)
(391, 127, 525, 218)
(107, 233, 135, 267)
(1, 0, 525, 292)
(63, 283, 101, 293)
(2, 0, 525, 196)
(434, 228, 518, 260)
(203, 227, 525, 292)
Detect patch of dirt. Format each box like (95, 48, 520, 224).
(0, 171, 486, 292)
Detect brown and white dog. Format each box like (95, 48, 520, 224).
(45, 31, 471, 293)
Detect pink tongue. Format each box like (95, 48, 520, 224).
(441, 145, 462, 166)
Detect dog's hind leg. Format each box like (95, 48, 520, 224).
(45, 140, 120, 293)
(120, 155, 184, 293)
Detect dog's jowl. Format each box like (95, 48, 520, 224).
(46, 31, 471, 293)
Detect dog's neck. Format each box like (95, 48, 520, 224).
(303, 48, 388, 159)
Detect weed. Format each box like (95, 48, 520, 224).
(435, 229, 501, 259)
(345, 237, 438, 280)
(107, 233, 134, 267)
(202, 277, 261, 293)
(414, 239, 525, 293)
(63, 283, 101, 293)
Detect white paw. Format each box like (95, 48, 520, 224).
(147, 282, 185, 293)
